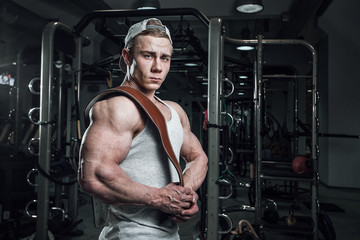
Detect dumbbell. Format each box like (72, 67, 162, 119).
(285, 209, 297, 226)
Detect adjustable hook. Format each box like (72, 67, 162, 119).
(221, 78, 235, 98)
(216, 178, 233, 200)
(218, 213, 233, 234)
(28, 77, 40, 95)
(28, 107, 40, 125)
(26, 168, 38, 187)
(28, 138, 39, 156)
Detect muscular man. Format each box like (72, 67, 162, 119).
(78, 18, 208, 239)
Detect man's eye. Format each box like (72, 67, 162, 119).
(162, 57, 170, 61)
(144, 55, 152, 59)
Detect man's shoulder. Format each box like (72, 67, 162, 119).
(91, 95, 144, 124)
(94, 94, 140, 110)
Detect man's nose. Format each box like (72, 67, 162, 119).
(151, 58, 162, 72)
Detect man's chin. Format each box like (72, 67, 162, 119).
(140, 83, 162, 92)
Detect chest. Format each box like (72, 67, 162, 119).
(154, 102, 172, 121)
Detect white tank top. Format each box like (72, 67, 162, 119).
(99, 99, 183, 240)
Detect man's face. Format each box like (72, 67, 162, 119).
(125, 35, 172, 92)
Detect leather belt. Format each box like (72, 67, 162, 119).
(84, 86, 184, 186)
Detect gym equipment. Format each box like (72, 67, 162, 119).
(24, 199, 78, 237)
(221, 36, 318, 240)
(285, 209, 297, 226)
(217, 178, 233, 200)
(219, 146, 234, 165)
(263, 199, 279, 224)
(25, 200, 67, 220)
(319, 212, 336, 240)
(26, 168, 39, 187)
(218, 213, 233, 235)
(26, 230, 55, 240)
(27, 107, 41, 125)
(222, 78, 235, 98)
(34, 21, 84, 239)
(28, 77, 40, 95)
(231, 220, 259, 240)
(292, 155, 312, 174)
(27, 137, 39, 156)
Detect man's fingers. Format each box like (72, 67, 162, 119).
(160, 183, 198, 215)
(181, 202, 199, 216)
(171, 214, 192, 223)
(181, 201, 191, 209)
(169, 199, 199, 223)
(183, 186, 192, 195)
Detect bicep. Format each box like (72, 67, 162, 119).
(79, 123, 132, 187)
(79, 99, 139, 183)
(181, 130, 205, 162)
(81, 121, 132, 165)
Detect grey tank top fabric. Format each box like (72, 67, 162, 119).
(99, 99, 184, 240)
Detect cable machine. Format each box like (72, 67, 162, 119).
(207, 18, 319, 239)
(31, 22, 81, 239)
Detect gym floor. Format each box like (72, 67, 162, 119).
(58, 182, 360, 240)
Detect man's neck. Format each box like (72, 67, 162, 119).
(121, 78, 156, 101)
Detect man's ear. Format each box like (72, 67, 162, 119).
(122, 48, 131, 66)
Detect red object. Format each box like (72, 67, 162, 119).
(203, 109, 208, 130)
(292, 156, 312, 174)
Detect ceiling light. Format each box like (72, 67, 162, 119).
(133, 0, 160, 10)
(184, 63, 198, 67)
(236, 46, 254, 51)
(235, 0, 264, 14)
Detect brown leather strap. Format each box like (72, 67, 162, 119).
(84, 86, 184, 186)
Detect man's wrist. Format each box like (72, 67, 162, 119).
(144, 186, 161, 208)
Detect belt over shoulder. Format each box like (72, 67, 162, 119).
(84, 86, 184, 187)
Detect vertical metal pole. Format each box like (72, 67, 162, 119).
(15, 51, 23, 147)
(206, 18, 223, 240)
(54, 53, 64, 208)
(294, 77, 299, 156)
(75, 36, 83, 142)
(37, 22, 55, 240)
(56, 52, 64, 152)
(76, 37, 82, 104)
(67, 36, 82, 225)
(254, 35, 263, 226)
(311, 45, 319, 240)
(252, 61, 259, 223)
(38, 22, 74, 240)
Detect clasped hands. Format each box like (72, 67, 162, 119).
(159, 182, 199, 223)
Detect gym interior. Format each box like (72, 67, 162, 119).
(0, 0, 359, 239)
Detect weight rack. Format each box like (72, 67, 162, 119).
(207, 18, 319, 240)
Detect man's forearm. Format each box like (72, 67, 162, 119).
(79, 163, 195, 216)
(182, 153, 208, 191)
